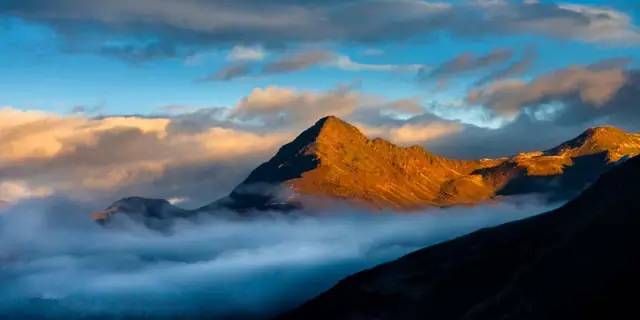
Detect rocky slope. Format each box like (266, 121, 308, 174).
(93, 116, 640, 222)
(277, 155, 640, 320)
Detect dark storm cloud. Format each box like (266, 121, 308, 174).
(0, 196, 555, 319)
(3, 0, 639, 61)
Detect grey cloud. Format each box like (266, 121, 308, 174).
(475, 48, 537, 86)
(98, 41, 180, 63)
(586, 56, 633, 71)
(427, 104, 640, 161)
(70, 104, 103, 115)
(467, 59, 629, 117)
(205, 62, 254, 81)
(263, 50, 334, 74)
(420, 48, 513, 82)
(3, 1, 639, 61)
(426, 71, 640, 160)
(427, 116, 588, 159)
(552, 70, 640, 127)
(210, 49, 425, 80)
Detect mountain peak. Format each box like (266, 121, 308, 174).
(315, 115, 344, 126)
(545, 125, 640, 161)
(581, 125, 628, 141)
(305, 115, 367, 146)
(227, 116, 501, 210)
(91, 196, 191, 227)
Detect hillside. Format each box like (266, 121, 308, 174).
(277, 155, 640, 320)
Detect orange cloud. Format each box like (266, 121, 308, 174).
(0, 107, 290, 203)
(231, 86, 359, 125)
(356, 122, 463, 146)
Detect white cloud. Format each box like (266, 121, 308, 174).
(227, 45, 266, 61)
(0, 180, 52, 203)
(331, 55, 423, 73)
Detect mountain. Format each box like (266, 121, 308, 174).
(276, 155, 640, 320)
(92, 116, 640, 223)
(221, 116, 503, 211)
(223, 116, 640, 210)
(91, 197, 193, 230)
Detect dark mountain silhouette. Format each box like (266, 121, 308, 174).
(276, 155, 640, 320)
(92, 116, 640, 223)
(91, 197, 192, 230)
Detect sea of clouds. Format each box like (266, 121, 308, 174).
(0, 197, 559, 319)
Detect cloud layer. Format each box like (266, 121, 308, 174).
(0, 196, 556, 319)
(3, 1, 639, 61)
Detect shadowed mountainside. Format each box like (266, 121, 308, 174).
(277, 155, 640, 320)
(91, 197, 191, 230)
(92, 116, 640, 222)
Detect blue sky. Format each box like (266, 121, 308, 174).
(2, 0, 639, 119)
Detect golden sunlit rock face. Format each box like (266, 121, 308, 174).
(229, 116, 640, 210)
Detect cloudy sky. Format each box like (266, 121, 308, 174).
(1, 0, 640, 207)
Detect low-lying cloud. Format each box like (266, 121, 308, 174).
(0, 196, 559, 319)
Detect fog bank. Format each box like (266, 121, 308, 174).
(0, 197, 559, 319)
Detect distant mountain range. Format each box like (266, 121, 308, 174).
(276, 152, 640, 320)
(92, 116, 640, 224)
